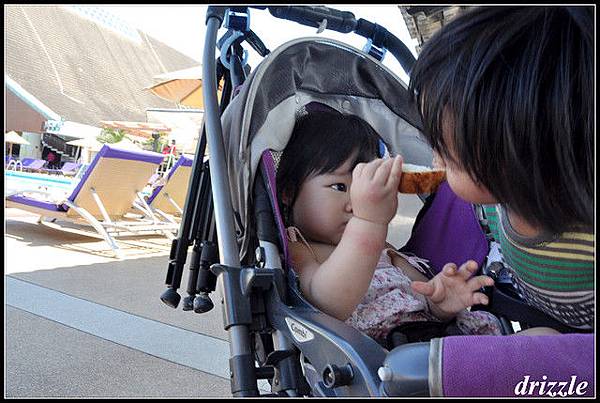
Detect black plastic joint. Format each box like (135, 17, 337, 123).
(230, 354, 259, 396)
(224, 8, 250, 32)
(206, 6, 227, 25)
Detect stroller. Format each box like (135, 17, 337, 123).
(160, 6, 594, 397)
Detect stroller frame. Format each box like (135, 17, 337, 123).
(160, 6, 595, 398)
(160, 6, 429, 397)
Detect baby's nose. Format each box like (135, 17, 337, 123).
(344, 199, 353, 214)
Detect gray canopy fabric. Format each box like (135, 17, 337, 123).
(219, 37, 434, 262)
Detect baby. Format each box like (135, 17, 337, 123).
(276, 105, 501, 344)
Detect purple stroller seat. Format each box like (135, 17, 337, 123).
(400, 180, 489, 275)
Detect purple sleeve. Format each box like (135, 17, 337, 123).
(430, 334, 594, 397)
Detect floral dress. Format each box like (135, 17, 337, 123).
(287, 227, 503, 344)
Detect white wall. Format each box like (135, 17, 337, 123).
(18, 132, 42, 159)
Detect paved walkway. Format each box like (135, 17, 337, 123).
(4, 193, 422, 397)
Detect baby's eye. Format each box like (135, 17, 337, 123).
(330, 183, 347, 192)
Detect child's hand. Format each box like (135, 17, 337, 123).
(411, 260, 495, 321)
(351, 156, 403, 225)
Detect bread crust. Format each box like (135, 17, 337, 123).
(398, 167, 446, 194)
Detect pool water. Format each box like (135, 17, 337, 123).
(5, 170, 77, 199)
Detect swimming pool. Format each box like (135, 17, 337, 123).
(5, 170, 77, 200)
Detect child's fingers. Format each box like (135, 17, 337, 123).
(441, 263, 457, 277)
(352, 162, 366, 182)
(467, 275, 495, 292)
(362, 158, 384, 179)
(471, 292, 489, 306)
(373, 158, 394, 185)
(411, 280, 434, 297)
(456, 260, 479, 280)
(386, 155, 403, 188)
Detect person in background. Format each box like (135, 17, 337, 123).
(161, 139, 178, 171)
(46, 150, 56, 169)
(162, 139, 177, 156)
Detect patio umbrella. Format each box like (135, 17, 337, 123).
(145, 65, 223, 109)
(5, 130, 30, 156)
(66, 137, 103, 163)
(112, 137, 142, 151)
(66, 136, 103, 151)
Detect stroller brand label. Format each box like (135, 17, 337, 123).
(285, 317, 314, 343)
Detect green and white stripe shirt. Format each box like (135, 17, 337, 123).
(481, 205, 594, 330)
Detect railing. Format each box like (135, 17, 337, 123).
(41, 133, 78, 157)
(6, 160, 23, 171)
(157, 154, 177, 176)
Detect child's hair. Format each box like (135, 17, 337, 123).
(409, 6, 593, 234)
(276, 105, 381, 225)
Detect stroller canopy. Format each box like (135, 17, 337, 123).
(220, 37, 434, 261)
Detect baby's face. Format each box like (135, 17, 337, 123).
(291, 157, 355, 245)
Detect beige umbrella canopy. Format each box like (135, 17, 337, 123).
(66, 137, 103, 164)
(111, 137, 142, 151)
(66, 136, 103, 152)
(146, 65, 223, 109)
(5, 131, 30, 156)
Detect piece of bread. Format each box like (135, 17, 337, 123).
(398, 163, 447, 194)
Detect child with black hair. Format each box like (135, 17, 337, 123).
(408, 6, 594, 333)
(276, 106, 502, 344)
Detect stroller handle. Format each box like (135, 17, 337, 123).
(260, 6, 357, 33)
(250, 5, 416, 75)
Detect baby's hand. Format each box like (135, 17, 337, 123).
(411, 260, 495, 321)
(351, 156, 403, 225)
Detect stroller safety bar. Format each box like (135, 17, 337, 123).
(250, 6, 417, 74)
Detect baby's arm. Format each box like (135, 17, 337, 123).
(294, 218, 389, 320)
(411, 260, 495, 321)
(297, 157, 403, 321)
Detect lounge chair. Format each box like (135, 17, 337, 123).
(136, 155, 194, 224)
(21, 158, 47, 173)
(42, 161, 82, 176)
(6, 144, 178, 258)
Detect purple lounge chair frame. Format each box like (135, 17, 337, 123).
(6, 145, 174, 258)
(21, 158, 47, 173)
(42, 161, 82, 176)
(132, 155, 194, 225)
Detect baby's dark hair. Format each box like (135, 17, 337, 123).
(409, 6, 593, 234)
(276, 105, 381, 225)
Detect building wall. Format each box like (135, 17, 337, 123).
(5, 90, 47, 134)
(19, 132, 43, 160)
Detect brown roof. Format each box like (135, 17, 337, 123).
(398, 6, 474, 54)
(4, 5, 199, 127)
